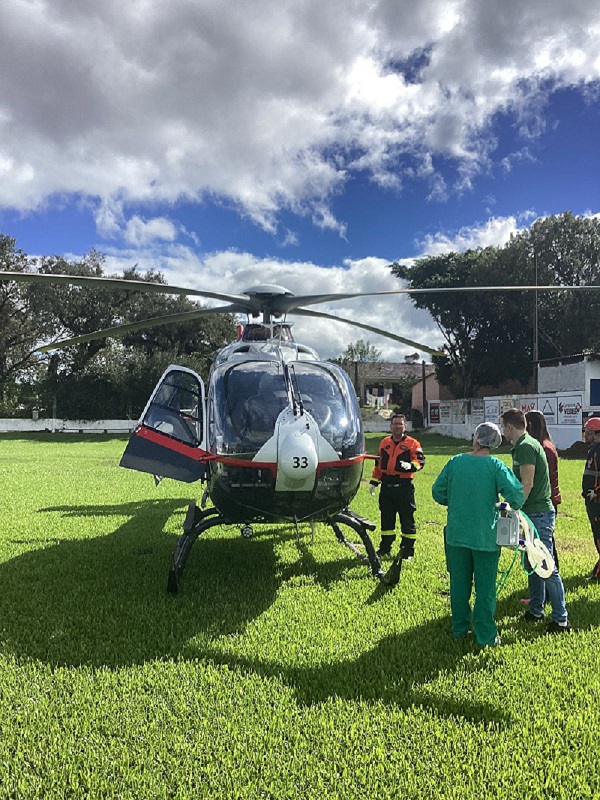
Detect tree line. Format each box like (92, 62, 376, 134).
(0, 235, 235, 419)
(2, 211, 598, 419)
(392, 212, 600, 398)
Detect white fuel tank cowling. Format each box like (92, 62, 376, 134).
(253, 406, 340, 492)
(279, 429, 319, 480)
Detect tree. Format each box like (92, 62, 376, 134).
(337, 339, 382, 363)
(0, 236, 236, 418)
(392, 248, 532, 397)
(504, 212, 600, 358)
(392, 212, 600, 397)
(0, 235, 56, 413)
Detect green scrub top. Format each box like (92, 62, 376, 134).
(432, 453, 525, 551)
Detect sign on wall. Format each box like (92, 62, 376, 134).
(439, 402, 452, 423)
(484, 399, 500, 422)
(557, 396, 583, 425)
(520, 397, 537, 414)
(471, 399, 485, 424)
(452, 400, 467, 423)
(539, 396, 557, 424)
(429, 402, 440, 424)
(499, 398, 516, 416)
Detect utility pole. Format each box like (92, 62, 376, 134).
(422, 359, 428, 427)
(533, 249, 539, 392)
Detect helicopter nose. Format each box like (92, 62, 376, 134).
(279, 430, 318, 480)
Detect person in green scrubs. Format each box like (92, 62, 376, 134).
(432, 422, 525, 646)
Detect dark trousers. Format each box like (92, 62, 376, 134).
(379, 481, 416, 536)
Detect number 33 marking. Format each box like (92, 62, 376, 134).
(293, 456, 309, 468)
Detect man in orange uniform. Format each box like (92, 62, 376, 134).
(369, 414, 425, 559)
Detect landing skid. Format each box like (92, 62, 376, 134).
(167, 502, 227, 594)
(328, 508, 385, 580)
(168, 502, 401, 593)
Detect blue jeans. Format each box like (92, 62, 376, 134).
(526, 509, 568, 624)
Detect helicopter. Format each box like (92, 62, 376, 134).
(5, 271, 599, 592)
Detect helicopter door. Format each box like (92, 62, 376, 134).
(120, 366, 207, 483)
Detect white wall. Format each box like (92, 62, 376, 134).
(0, 419, 136, 434)
(429, 391, 585, 450)
(538, 360, 586, 395)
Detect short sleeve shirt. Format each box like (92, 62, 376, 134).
(511, 432, 553, 514)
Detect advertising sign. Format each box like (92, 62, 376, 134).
(520, 397, 537, 414)
(439, 402, 452, 423)
(471, 398, 485, 425)
(429, 402, 440, 424)
(539, 396, 557, 425)
(557, 396, 583, 425)
(484, 399, 500, 422)
(452, 400, 467, 423)
(499, 398, 516, 416)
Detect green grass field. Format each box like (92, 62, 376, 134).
(0, 432, 599, 798)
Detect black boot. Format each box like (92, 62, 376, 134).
(376, 535, 396, 557)
(587, 558, 600, 581)
(400, 536, 415, 561)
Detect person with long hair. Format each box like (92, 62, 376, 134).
(525, 410, 561, 570)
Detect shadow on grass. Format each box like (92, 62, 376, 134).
(202, 616, 510, 725)
(5, 495, 586, 723)
(495, 573, 600, 635)
(0, 498, 381, 669)
(0, 498, 286, 667)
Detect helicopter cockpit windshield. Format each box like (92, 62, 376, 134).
(210, 360, 362, 459)
(211, 362, 287, 455)
(292, 362, 363, 459)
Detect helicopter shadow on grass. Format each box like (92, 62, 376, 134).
(202, 614, 511, 725)
(0, 499, 383, 669)
(0, 498, 288, 668)
(198, 568, 600, 723)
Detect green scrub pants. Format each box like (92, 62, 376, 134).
(446, 544, 500, 646)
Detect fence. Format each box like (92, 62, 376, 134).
(0, 419, 136, 434)
(428, 392, 588, 450)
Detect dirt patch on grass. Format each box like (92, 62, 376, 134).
(558, 440, 588, 459)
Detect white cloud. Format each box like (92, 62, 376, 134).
(417, 215, 522, 255)
(124, 216, 177, 245)
(0, 0, 599, 233)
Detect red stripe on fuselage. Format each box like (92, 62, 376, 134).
(316, 455, 365, 474)
(135, 425, 214, 461)
(135, 425, 366, 475)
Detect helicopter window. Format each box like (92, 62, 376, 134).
(292, 363, 363, 458)
(210, 362, 287, 453)
(242, 324, 293, 343)
(143, 370, 202, 446)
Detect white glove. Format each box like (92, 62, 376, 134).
(399, 461, 412, 471)
(587, 489, 597, 502)
(369, 484, 377, 496)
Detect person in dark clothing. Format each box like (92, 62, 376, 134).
(369, 414, 425, 560)
(582, 417, 600, 581)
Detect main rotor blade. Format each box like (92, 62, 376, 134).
(292, 308, 445, 357)
(1, 271, 251, 307)
(36, 304, 241, 352)
(277, 284, 600, 313)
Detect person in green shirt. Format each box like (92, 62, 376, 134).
(432, 422, 525, 646)
(500, 408, 570, 633)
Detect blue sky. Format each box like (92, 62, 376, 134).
(1, 1, 599, 359)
